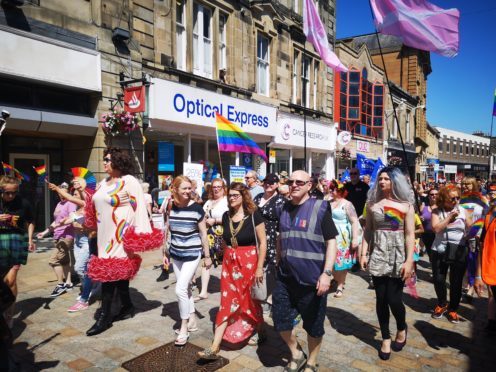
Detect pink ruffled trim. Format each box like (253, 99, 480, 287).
(123, 226, 164, 254)
(83, 193, 97, 230)
(87, 255, 142, 282)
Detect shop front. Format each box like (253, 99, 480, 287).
(272, 113, 336, 178)
(338, 138, 384, 179)
(147, 78, 277, 187)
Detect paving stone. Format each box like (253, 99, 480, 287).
(103, 347, 129, 361)
(65, 357, 94, 370)
(134, 336, 160, 346)
(233, 354, 263, 369)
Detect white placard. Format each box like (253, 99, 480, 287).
(183, 162, 204, 195)
(444, 165, 458, 174)
(356, 140, 370, 153)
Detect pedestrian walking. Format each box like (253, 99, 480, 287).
(345, 168, 369, 219)
(198, 182, 266, 359)
(84, 148, 163, 336)
(272, 170, 338, 372)
(360, 167, 415, 360)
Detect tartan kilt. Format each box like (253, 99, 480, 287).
(0, 233, 28, 269)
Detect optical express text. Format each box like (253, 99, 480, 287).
(173, 94, 269, 128)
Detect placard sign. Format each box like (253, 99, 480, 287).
(229, 165, 246, 184)
(356, 140, 370, 153)
(183, 162, 204, 194)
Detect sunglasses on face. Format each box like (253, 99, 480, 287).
(228, 194, 241, 199)
(287, 179, 309, 187)
(264, 182, 276, 186)
(450, 197, 460, 202)
(350, 172, 358, 175)
(3, 191, 17, 196)
(429, 193, 438, 197)
(212, 186, 222, 189)
(103, 157, 112, 163)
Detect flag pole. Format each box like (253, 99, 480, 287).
(214, 123, 225, 181)
(367, 0, 419, 210)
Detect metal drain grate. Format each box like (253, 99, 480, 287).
(122, 342, 229, 372)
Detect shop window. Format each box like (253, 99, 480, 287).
(193, 2, 213, 78)
(191, 139, 206, 162)
(292, 50, 299, 104)
(219, 13, 227, 72)
(176, 0, 187, 71)
(257, 34, 270, 96)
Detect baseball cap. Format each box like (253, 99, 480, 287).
(279, 171, 288, 178)
(263, 173, 280, 184)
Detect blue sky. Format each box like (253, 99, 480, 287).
(336, 0, 496, 135)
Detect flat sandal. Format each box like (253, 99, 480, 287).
(198, 346, 220, 360)
(283, 350, 307, 372)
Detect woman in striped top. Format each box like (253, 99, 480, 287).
(164, 176, 211, 346)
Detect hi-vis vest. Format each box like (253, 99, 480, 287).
(280, 198, 327, 286)
(482, 211, 496, 286)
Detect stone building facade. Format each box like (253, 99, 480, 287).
(0, 0, 338, 228)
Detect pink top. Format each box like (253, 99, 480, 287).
(53, 200, 77, 240)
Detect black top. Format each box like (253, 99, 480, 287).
(0, 196, 34, 234)
(222, 209, 265, 246)
(310, 188, 325, 199)
(285, 201, 338, 241)
(345, 181, 370, 216)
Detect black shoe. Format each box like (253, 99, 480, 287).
(378, 349, 391, 360)
(156, 268, 169, 282)
(50, 284, 67, 297)
(113, 305, 135, 322)
(392, 326, 408, 352)
(86, 313, 112, 336)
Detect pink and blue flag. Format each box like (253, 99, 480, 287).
(370, 0, 460, 57)
(215, 113, 268, 162)
(303, 0, 347, 72)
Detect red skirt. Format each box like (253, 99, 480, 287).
(216, 245, 262, 344)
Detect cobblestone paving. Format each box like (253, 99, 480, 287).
(8, 241, 496, 371)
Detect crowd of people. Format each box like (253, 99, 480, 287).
(1, 149, 496, 371)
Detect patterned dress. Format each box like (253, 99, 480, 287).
(331, 200, 356, 271)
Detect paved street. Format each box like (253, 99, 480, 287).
(8, 240, 496, 371)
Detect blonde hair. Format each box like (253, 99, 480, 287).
(461, 177, 479, 193)
(0, 176, 19, 188)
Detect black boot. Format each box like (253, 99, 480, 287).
(86, 310, 112, 336)
(113, 304, 135, 321)
(156, 267, 169, 282)
(114, 280, 135, 321)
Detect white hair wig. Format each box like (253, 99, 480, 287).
(367, 167, 414, 206)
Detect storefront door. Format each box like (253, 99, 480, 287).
(9, 153, 50, 230)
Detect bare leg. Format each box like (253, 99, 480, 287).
(333, 270, 347, 292)
(280, 329, 303, 369)
(198, 267, 210, 298)
(63, 264, 72, 286)
(52, 265, 65, 284)
(306, 335, 323, 369)
(210, 320, 229, 351)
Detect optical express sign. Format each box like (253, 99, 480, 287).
(149, 79, 277, 136)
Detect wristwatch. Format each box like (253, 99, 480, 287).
(323, 269, 332, 277)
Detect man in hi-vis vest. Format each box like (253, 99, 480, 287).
(273, 170, 338, 372)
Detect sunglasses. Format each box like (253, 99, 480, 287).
(3, 191, 17, 196)
(350, 172, 358, 175)
(212, 186, 223, 189)
(429, 193, 438, 197)
(264, 182, 276, 186)
(103, 157, 112, 163)
(450, 197, 460, 202)
(287, 179, 309, 187)
(228, 194, 241, 199)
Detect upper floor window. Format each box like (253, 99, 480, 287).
(405, 110, 411, 143)
(301, 55, 310, 107)
(446, 141, 450, 153)
(439, 141, 443, 152)
(218, 13, 227, 72)
(335, 68, 383, 139)
(293, 0, 302, 14)
(257, 34, 270, 96)
(292, 51, 299, 104)
(459, 143, 463, 154)
(176, 0, 187, 71)
(313, 61, 319, 110)
(193, 3, 212, 78)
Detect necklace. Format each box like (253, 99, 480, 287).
(228, 213, 247, 248)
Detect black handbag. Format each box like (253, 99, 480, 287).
(442, 211, 468, 265)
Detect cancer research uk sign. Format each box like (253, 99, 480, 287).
(149, 78, 277, 136)
(274, 113, 336, 151)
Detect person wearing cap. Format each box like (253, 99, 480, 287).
(253, 174, 286, 321)
(309, 176, 324, 200)
(245, 170, 264, 199)
(279, 171, 289, 184)
(38, 182, 78, 297)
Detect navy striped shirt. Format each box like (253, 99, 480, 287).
(169, 202, 205, 261)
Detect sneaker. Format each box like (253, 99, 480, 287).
(68, 301, 89, 313)
(65, 283, 74, 291)
(432, 304, 448, 319)
(50, 284, 67, 297)
(447, 311, 460, 324)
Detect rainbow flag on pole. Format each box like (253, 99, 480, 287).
(215, 113, 268, 162)
(33, 165, 47, 181)
(492, 89, 496, 117)
(2, 162, 14, 174)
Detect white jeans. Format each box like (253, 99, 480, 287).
(172, 254, 201, 320)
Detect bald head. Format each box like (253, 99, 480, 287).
(291, 170, 310, 182)
(289, 170, 311, 204)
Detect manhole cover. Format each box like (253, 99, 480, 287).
(122, 342, 229, 372)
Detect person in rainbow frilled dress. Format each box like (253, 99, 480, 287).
(84, 148, 163, 336)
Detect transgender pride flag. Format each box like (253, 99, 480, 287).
(370, 0, 460, 57)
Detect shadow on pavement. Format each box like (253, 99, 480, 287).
(10, 340, 60, 371)
(414, 320, 470, 353)
(403, 294, 436, 315)
(255, 324, 286, 368)
(11, 297, 55, 339)
(326, 306, 380, 350)
(129, 287, 162, 315)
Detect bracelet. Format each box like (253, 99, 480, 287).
(475, 276, 482, 280)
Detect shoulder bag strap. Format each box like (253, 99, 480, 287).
(252, 213, 258, 252)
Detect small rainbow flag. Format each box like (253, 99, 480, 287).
(466, 218, 484, 239)
(33, 165, 47, 181)
(384, 206, 405, 228)
(461, 192, 489, 212)
(215, 113, 268, 162)
(2, 162, 14, 174)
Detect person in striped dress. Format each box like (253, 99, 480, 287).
(165, 175, 211, 346)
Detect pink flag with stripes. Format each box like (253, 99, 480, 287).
(303, 0, 347, 72)
(370, 0, 460, 57)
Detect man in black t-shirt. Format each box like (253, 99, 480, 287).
(345, 168, 369, 217)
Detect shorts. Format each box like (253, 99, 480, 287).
(0, 233, 28, 270)
(272, 273, 328, 338)
(49, 238, 74, 267)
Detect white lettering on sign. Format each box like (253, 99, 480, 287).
(356, 140, 370, 153)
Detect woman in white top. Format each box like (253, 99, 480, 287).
(431, 185, 471, 324)
(195, 178, 228, 301)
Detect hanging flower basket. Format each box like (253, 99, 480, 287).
(388, 156, 403, 166)
(101, 109, 141, 136)
(336, 148, 351, 160)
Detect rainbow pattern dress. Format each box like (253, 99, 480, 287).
(368, 206, 406, 278)
(86, 175, 163, 282)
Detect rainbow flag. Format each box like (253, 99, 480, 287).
(493, 89, 496, 117)
(215, 113, 268, 162)
(33, 165, 47, 181)
(2, 162, 14, 174)
(384, 206, 405, 229)
(460, 192, 489, 211)
(466, 218, 484, 240)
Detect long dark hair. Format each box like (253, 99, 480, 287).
(228, 182, 257, 216)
